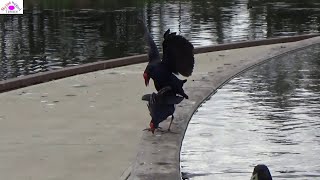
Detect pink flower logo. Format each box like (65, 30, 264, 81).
(8, 5, 15, 10)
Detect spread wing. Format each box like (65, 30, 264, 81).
(138, 16, 160, 63)
(162, 29, 194, 77)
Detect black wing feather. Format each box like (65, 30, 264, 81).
(139, 17, 160, 63)
(162, 29, 194, 77)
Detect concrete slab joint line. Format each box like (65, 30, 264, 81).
(0, 34, 319, 93)
(128, 36, 320, 180)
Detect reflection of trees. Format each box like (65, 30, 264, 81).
(245, 60, 295, 110)
(247, 0, 320, 38)
(243, 45, 320, 126)
(233, 45, 320, 147)
(0, 6, 146, 80)
(261, 1, 320, 36)
(301, 46, 320, 93)
(190, 0, 227, 44)
(247, 1, 269, 39)
(1, 0, 320, 80)
(24, 0, 146, 10)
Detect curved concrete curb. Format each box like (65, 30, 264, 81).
(120, 166, 132, 180)
(193, 34, 319, 54)
(0, 34, 318, 93)
(129, 36, 320, 180)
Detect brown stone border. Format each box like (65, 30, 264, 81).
(0, 34, 319, 93)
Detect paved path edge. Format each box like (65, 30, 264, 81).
(1, 34, 318, 93)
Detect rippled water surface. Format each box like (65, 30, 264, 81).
(1, 0, 320, 80)
(180, 44, 320, 179)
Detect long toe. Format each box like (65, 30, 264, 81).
(143, 127, 153, 131)
(142, 127, 163, 133)
(154, 127, 164, 132)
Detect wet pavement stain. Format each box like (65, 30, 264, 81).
(72, 84, 88, 88)
(65, 94, 77, 97)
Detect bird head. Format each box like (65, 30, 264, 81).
(251, 164, 272, 180)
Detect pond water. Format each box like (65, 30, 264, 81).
(1, 0, 320, 80)
(180, 44, 320, 179)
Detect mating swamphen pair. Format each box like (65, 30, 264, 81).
(140, 19, 194, 134)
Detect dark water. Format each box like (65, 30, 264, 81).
(1, 0, 320, 80)
(180, 44, 320, 179)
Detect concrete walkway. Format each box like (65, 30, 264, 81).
(0, 37, 319, 180)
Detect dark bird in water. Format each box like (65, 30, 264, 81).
(141, 19, 194, 99)
(181, 164, 272, 180)
(251, 164, 273, 180)
(142, 87, 184, 134)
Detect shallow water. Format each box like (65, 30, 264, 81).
(180, 44, 320, 179)
(1, 0, 320, 80)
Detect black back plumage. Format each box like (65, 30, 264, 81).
(147, 102, 175, 128)
(142, 88, 183, 129)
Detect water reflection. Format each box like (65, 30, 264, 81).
(180, 44, 320, 179)
(1, 0, 320, 80)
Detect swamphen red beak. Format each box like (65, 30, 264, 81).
(149, 121, 155, 134)
(143, 72, 150, 86)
